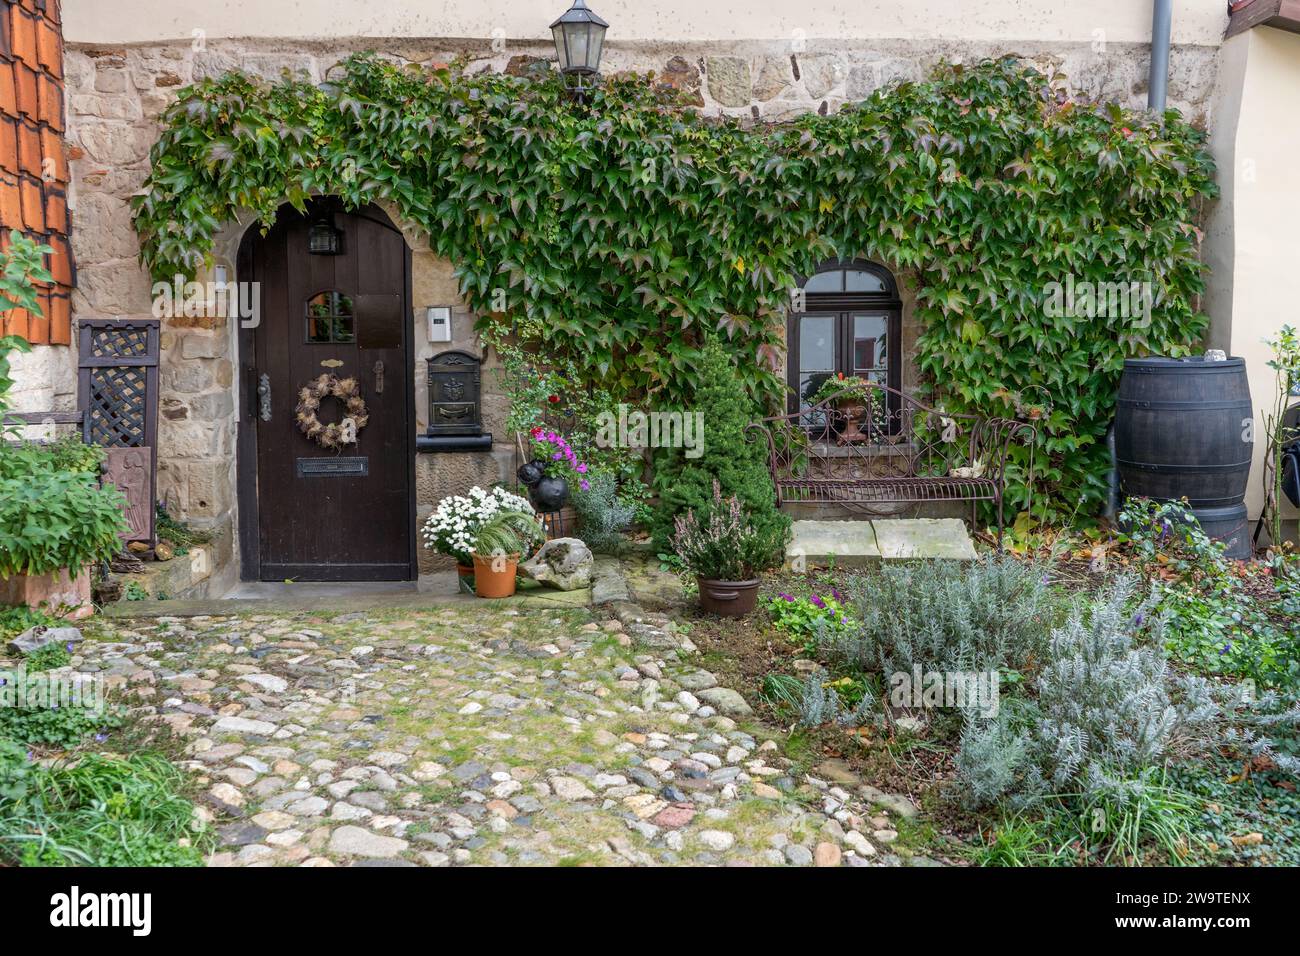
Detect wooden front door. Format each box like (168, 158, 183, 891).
(238, 201, 415, 581)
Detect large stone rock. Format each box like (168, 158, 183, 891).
(7, 625, 83, 656)
(696, 687, 752, 717)
(520, 538, 594, 591)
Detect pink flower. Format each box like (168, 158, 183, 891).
(576, 463, 588, 474)
(580, 479, 590, 491)
(552, 452, 562, 460)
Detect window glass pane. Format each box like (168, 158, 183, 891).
(305, 291, 355, 344)
(800, 314, 835, 370)
(802, 270, 842, 293)
(845, 270, 886, 293)
(853, 313, 887, 372)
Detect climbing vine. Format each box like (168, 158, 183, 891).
(132, 55, 1216, 517)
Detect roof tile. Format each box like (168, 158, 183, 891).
(36, 69, 58, 129)
(14, 60, 36, 118)
(48, 289, 69, 344)
(18, 172, 40, 230)
(10, 7, 36, 66)
(0, 116, 15, 174)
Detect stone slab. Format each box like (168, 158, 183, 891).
(871, 518, 977, 561)
(786, 518, 977, 567)
(786, 520, 881, 569)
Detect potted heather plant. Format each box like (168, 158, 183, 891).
(470, 509, 545, 599)
(672, 481, 786, 617)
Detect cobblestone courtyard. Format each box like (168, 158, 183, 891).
(72, 599, 933, 867)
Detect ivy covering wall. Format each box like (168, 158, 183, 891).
(132, 55, 1217, 517)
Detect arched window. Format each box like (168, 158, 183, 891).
(786, 259, 902, 423)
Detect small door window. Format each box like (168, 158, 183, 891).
(305, 291, 355, 344)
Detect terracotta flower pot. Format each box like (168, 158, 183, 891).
(697, 576, 760, 617)
(472, 553, 520, 599)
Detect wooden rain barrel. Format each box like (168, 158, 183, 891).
(1115, 356, 1254, 559)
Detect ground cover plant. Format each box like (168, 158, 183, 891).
(0, 633, 210, 867)
(685, 535, 1300, 867)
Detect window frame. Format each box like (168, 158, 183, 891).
(786, 260, 903, 424)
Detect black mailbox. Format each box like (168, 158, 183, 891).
(425, 350, 483, 437)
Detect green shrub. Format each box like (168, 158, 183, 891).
(828, 555, 1056, 676)
(571, 470, 635, 553)
(652, 340, 788, 557)
(0, 464, 128, 579)
(0, 437, 104, 480)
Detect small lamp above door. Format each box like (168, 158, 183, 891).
(308, 215, 344, 256)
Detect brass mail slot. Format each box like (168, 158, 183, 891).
(297, 457, 369, 478)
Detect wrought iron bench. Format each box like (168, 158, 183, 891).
(745, 383, 1036, 544)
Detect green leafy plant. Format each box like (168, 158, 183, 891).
(0, 464, 128, 579)
(766, 588, 855, 653)
(0, 605, 58, 642)
(132, 56, 1215, 519)
(122, 581, 149, 601)
(23, 641, 72, 673)
(472, 509, 544, 559)
(1262, 325, 1300, 546)
(1119, 497, 1299, 688)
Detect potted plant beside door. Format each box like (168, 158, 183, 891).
(422, 486, 537, 590)
(671, 481, 785, 617)
(470, 509, 545, 599)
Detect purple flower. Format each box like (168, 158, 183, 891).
(831, 588, 843, 602)
(810, 595, 826, 609)
(552, 452, 562, 461)
(65, 642, 74, 652)
(1133, 612, 1145, 626)
(580, 479, 590, 491)
(1220, 643, 1232, 655)
(840, 616, 849, 625)
(576, 463, 588, 474)
(95, 733, 108, 743)
(778, 593, 794, 602)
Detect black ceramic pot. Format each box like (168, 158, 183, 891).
(517, 460, 546, 487)
(530, 475, 570, 511)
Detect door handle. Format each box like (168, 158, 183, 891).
(373, 360, 384, 395)
(258, 373, 272, 422)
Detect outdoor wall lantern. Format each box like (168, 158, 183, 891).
(550, 0, 608, 93)
(308, 215, 343, 256)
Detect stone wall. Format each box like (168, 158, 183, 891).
(56, 34, 1226, 585)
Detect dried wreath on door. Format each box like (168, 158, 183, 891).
(295, 374, 369, 449)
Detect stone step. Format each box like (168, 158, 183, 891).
(785, 518, 977, 569)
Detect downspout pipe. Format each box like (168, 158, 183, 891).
(1148, 0, 1173, 112)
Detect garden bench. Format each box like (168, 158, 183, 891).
(745, 383, 1036, 545)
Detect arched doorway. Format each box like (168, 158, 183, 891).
(786, 259, 902, 420)
(236, 199, 416, 581)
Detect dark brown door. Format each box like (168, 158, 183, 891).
(238, 201, 414, 581)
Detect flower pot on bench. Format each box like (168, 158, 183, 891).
(0, 566, 94, 621)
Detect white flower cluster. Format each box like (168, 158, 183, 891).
(421, 485, 535, 563)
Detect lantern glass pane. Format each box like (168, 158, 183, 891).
(551, 25, 570, 71)
(589, 27, 604, 71)
(567, 24, 590, 71)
